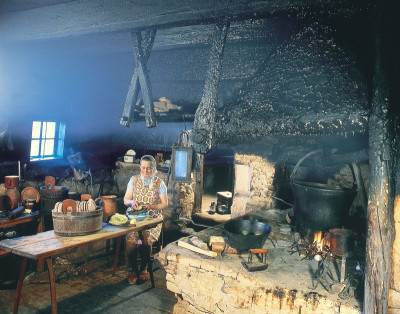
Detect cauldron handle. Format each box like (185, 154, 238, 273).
(290, 149, 323, 183)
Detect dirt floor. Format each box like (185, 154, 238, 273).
(0, 263, 177, 313)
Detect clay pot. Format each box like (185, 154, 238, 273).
(5, 176, 19, 189)
(81, 194, 92, 201)
(96, 195, 117, 222)
(6, 188, 20, 210)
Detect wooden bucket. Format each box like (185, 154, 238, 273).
(52, 200, 103, 236)
(5, 175, 19, 189)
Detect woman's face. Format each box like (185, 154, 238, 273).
(140, 160, 153, 178)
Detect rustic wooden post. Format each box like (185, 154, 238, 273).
(194, 153, 204, 212)
(192, 18, 230, 154)
(120, 30, 157, 128)
(364, 5, 395, 313)
(351, 162, 368, 217)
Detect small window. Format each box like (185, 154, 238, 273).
(30, 121, 66, 161)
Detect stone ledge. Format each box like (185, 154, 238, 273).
(159, 210, 362, 313)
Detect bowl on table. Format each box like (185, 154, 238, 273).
(127, 208, 149, 221)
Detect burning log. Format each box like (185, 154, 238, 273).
(288, 230, 331, 261)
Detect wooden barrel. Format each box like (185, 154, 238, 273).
(40, 185, 70, 230)
(52, 207, 103, 236)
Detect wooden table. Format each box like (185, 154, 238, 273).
(0, 212, 43, 257)
(0, 217, 162, 314)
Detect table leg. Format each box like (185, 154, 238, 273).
(13, 257, 27, 314)
(46, 258, 57, 314)
(112, 236, 122, 276)
(37, 259, 44, 272)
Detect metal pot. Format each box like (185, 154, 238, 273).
(329, 227, 356, 257)
(224, 219, 271, 250)
(292, 181, 357, 230)
(290, 150, 357, 231)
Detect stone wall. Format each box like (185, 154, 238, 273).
(389, 195, 400, 313)
(234, 153, 278, 210)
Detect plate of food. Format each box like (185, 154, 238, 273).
(108, 213, 129, 226)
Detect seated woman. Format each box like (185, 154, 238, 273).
(123, 155, 168, 285)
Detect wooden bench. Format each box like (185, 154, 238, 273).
(0, 212, 43, 257)
(0, 217, 162, 314)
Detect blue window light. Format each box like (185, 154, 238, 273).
(30, 121, 66, 161)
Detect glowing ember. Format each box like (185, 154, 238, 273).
(312, 230, 330, 253)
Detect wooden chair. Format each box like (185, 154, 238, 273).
(124, 225, 163, 288)
(148, 226, 163, 287)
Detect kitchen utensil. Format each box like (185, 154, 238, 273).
(127, 208, 149, 221)
(224, 219, 271, 250)
(329, 227, 356, 257)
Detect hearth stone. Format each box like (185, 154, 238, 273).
(159, 209, 362, 313)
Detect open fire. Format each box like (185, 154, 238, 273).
(313, 230, 330, 254)
(289, 230, 331, 261)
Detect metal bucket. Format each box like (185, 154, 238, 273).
(40, 185, 70, 230)
(290, 150, 357, 231)
(52, 207, 103, 236)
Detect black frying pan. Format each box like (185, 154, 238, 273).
(224, 219, 271, 250)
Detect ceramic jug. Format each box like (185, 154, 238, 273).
(96, 195, 117, 222)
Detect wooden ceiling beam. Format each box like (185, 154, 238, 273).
(0, 0, 336, 41)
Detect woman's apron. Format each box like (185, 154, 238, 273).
(126, 175, 163, 244)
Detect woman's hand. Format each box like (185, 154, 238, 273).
(130, 200, 139, 210)
(124, 198, 138, 210)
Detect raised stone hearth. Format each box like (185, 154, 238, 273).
(158, 210, 363, 313)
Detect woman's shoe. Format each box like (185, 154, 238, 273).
(139, 271, 150, 281)
(126, 273, 138, 285)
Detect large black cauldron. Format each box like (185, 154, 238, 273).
(292, 181, 357, 231)
(291, 150, 357, 231)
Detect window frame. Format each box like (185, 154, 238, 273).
(30, 121, 66, 161)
